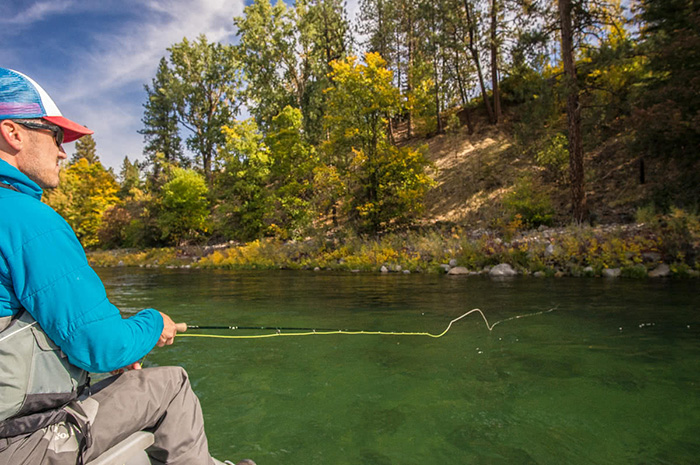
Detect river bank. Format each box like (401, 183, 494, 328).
(87, 222, 699, 278)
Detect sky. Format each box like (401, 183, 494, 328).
(1, 0, 361, 171)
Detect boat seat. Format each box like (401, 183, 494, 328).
(85, 431, 154, 465)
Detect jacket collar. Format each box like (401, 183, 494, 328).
(0, 158, 43, 200)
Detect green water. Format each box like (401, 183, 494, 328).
(98, 268, 700, 465)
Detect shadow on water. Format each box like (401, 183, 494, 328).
(98, 268, 700, 465)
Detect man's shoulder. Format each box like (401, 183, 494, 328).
(0, 192, 70, 236)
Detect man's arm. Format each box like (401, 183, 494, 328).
(6, 200, 165, 372)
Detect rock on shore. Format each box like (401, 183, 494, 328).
(489, 263, 517, 277)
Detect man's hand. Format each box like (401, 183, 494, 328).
(110, 362, 142, 375)
(158, 311, 188, 347)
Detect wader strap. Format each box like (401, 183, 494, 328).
(0, 183, 19, 192)
(65, 408, 92, 465)
(0, 315, 11, 332)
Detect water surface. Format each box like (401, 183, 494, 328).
(98, 269, 700, 465)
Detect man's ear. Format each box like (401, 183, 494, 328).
(0, 120, 24, 153)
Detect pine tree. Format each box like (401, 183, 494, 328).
(140, 57, 183, 176)
(118, 156, 142, 198)
(70, 134, 98, 165)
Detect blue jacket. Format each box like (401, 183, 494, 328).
(0, 159, 162, 373)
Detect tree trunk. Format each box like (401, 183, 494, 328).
(558, 0, 587, 223)
(453, 33, 474, 134)
(433, 57, 443, 134)
(406, 10, 414, 138)
(464, 0, 495, 124)
(430, 6, 443, 134)
(490, 0, 501, 124)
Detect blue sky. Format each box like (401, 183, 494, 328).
(1, 0, 247, 170)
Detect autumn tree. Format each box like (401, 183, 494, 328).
(325, 53, 434, 233)
(44, 158, 120, 248)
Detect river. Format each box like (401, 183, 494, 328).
(98, 268, 700, 465)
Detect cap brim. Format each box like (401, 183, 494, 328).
(43, 116, 93, 143)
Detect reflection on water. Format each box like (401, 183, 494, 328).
(98, 268, 700, 465)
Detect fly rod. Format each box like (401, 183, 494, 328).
(178, 307, 557, 340)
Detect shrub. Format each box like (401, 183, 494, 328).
(502, 176, 555, 228)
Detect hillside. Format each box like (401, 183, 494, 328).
(413, 116, 662, 229)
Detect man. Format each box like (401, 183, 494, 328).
(0, 68, 249, 465)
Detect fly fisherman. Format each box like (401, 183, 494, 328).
(0, 68, 252, 465)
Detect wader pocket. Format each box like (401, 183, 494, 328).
(0, 311, 88, 427)
(0, 316, 33, 421)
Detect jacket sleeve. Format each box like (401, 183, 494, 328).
(6, 201, 163, 373)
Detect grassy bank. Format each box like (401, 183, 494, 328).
(88, 217, 700, 278)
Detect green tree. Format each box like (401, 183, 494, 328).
(235, 0, 350, 143)
(234, 0, 302, 130)
(634, 0, 700, 165)
(140, 57, 184, 178)
(266, 106, 319, 238)
(325, 53, 434, 233)
(215, 119, 273, 241)
(118, 156, 142, 199)
(159, 167, 210, 244)
(358, 0, 397, 64)
(167, 35, 239, 183)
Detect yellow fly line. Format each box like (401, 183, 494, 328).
(178, 307, 557, 340)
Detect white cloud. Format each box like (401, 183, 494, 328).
(63, 0, 245, 100)
(0, 0, 75, 26)
(53, 0, 246, 168)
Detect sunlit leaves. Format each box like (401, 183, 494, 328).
(44, 158, 120, 248)
(159, 168, 210, 245)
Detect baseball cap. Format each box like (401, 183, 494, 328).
(0, 67, 93, 143)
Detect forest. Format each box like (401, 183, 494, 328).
(45, 0, 699, 273)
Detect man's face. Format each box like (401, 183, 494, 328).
(16, 121, 67, 189)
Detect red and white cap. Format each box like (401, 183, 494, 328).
(0, 68, 93, 143)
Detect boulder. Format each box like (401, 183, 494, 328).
(533, 271, 546, 278)
(380, 265, 389, 273)
(449, 259, 458, 267)
(602, 268, 621, 278)
(489, 263, 517, 277)
(648, 263, 671, 278)
(545, 243, 555, 257)
(439, 264, 451, 273)
(447, 266, 470, 275)
(642, 252, 662, 262)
